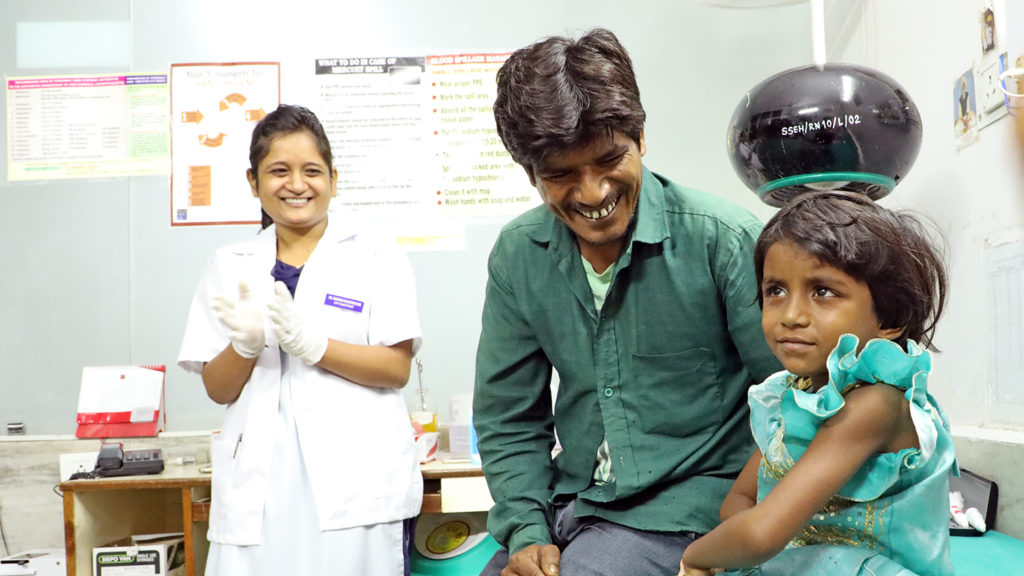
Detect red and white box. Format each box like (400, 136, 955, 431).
(75, 365, 166, 438)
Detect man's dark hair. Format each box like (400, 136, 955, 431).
(493, 27, 646, 172)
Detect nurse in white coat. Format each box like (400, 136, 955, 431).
(178, 104, 423, 576)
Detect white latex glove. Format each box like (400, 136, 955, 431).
(267, 281, 327, 366)
(211, 281, 266, 359)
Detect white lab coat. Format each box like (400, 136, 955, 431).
(178, 218, 423, 546)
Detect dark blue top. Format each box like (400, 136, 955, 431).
(271, 259, 302, 297)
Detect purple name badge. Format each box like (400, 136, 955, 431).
(324, 293, 364, 313)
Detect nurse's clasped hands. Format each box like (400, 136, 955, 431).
(211, 280, 328, 366)
(267, 280, 328, 366)
(211, 281, 266, 359)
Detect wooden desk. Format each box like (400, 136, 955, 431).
(420, 455, 487, 514)
(60, 463, 211, 576)
(60, 456, 486, 576)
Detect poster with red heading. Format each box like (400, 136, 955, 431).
(425, 53, 535, 217)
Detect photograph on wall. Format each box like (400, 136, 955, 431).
(169, 62, 280, 226)
(954, 68, 978, 149)
(981, 7, 996, 55)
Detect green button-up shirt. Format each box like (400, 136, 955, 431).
(473, 167, 781, 554)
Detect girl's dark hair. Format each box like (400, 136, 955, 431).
(248, 104, 334, 229)
(753, 190, 948, 350)
(492, 27, 646, 173)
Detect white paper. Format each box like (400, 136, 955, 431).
(77, 366, 164, 415)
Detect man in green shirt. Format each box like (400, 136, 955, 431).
(473, 28, 781, 576)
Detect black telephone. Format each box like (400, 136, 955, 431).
(70, 443, 165, 479)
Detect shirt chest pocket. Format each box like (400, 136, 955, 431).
(627, 347, 721, 438)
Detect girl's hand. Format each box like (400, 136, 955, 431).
(677, 560, 720, 576)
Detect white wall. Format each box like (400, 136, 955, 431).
(828, 0, 1024, 537)
(828, 0, 1024, 432)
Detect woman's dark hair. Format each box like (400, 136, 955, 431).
(492, 27, 646, 172)
(248, 104, 334, 229)
(753, 190, 948, 350)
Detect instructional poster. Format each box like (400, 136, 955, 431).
(170, 62, 280, 226)
(315, 56, 430, 218)
(426, 53, 535, 218)
(314, 53, 536, 235)
(6, 73, 170, 181)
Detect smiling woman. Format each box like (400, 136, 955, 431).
(247, 129, 337, 266)
(177, 104, 425, 576)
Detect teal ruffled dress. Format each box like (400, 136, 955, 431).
(725, 334, 958, 576)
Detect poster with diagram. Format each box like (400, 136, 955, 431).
(170, 62, 280, 226)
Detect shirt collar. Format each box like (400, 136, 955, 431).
(261, 216, 357, 246)
(632, 165, 670, 245)
(237, 216, 357, 258)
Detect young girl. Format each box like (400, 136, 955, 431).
(679, 190, 957, 576)
(178, 105, 423, 575)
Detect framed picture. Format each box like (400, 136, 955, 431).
(981, 8, 996, 55)
(954, 69, 979, 149)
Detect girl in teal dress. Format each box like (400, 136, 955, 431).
(679, 191, 957, 576)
